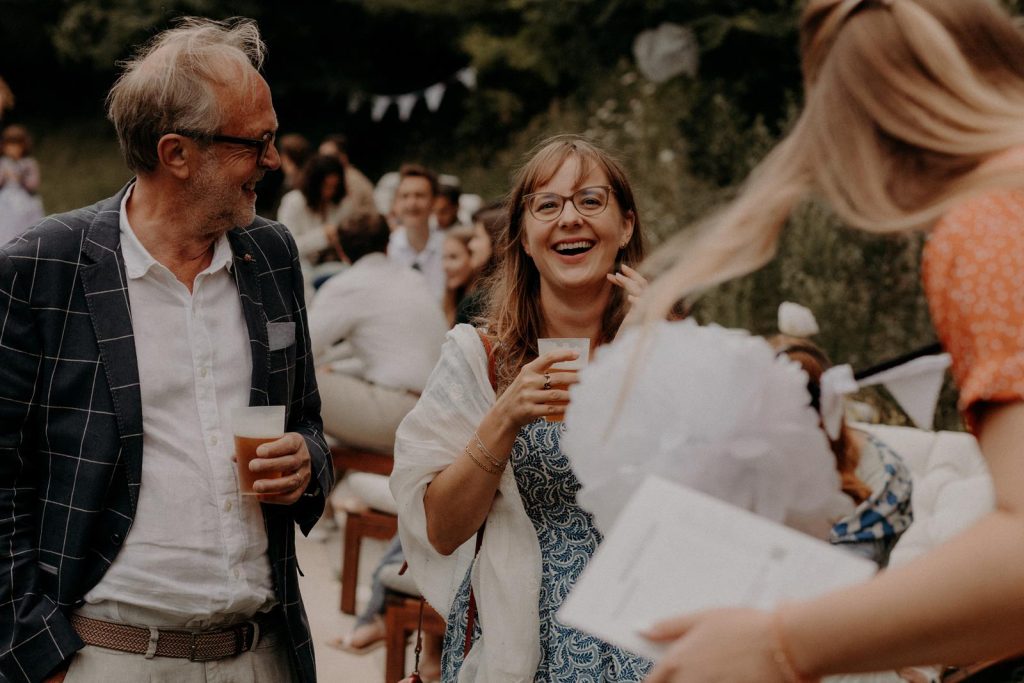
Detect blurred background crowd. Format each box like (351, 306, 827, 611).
(5, 0, 1014, 431)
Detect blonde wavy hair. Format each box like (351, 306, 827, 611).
(483, 135, 647, 392)
(642, 0, 1024, 319)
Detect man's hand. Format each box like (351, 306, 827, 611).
(43, 658, 71, 682)
(248, 432, 313, 505)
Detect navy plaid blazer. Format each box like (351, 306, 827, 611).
(0, 185, 333, 682)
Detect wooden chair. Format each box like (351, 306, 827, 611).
(340, 507, 398, 614)
(331, 444, 399, 615)
(381, 566, 446, 683)
(331, 444, 393, 477)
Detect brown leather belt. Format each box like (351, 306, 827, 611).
(70, 612, 275, 661)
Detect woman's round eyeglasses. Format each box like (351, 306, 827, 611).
(522, 185, 612, 221)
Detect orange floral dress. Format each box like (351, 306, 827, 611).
(922, 188, 1024, 432)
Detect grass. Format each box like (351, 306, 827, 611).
(32, 119, 131, 214)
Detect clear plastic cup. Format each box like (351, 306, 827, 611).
(537, 338, 590, 422)
(232, 405, 285, 495)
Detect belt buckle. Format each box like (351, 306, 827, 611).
(187, 631, 218, 663)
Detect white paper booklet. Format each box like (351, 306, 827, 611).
(558, 475, 877, 661)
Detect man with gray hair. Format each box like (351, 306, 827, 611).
(0, 17, 332, 683)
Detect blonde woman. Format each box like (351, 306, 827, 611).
(390, 135, 650, 681)
(638, 1, 1024, 681)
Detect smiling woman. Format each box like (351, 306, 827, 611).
(390, 134, 651, 682)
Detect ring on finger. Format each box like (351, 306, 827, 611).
(542, 373, 552, 391)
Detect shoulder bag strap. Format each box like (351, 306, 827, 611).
(464, 328, 498, 658)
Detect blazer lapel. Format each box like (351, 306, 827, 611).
(227, 229, 270, 405)
(79, 186, 145, 509)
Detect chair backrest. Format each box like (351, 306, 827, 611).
(852, 423, 994, 567)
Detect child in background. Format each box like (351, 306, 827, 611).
(769, 332, 913, 568)
(0, 124, 44, 244)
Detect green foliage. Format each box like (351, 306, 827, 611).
(50, 0, 263, 68)
(33, 119, 129, 215)
(16, 0, 1019, 429)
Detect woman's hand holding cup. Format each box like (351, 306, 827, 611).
(492, 349, 581, 431)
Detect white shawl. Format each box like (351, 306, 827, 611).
(390, 324, 542, 682)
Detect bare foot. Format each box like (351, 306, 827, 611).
(326, 616, 386, 653)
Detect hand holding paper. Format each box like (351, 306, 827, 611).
(557, 476, 876, 662)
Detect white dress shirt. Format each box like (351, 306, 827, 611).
(309, 252, 448, 393)
(387, 224, 446, 300)
(82, 186, 274, 628)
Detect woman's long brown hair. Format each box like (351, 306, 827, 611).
(481, 135, 647, 392)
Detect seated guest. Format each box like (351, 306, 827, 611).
(434, 177, 463, 230)
(319, 133, 377, 219)
(390, 135, 653, 681)
(388, 163, 446, 300)
(279, 132, 312, 191)
(277, 153, 348, 267)
(456, 203, 505, 325)
(442, 226, 475, 327)
(254, 132, 308, 217)
(309, 212, 448, 454)
(770, 334, 913, 568)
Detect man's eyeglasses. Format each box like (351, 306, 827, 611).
(172, 130, 276, 165)
(522, 185, 612, 221)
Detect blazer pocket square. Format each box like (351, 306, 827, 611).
(267, 322, 296, 351)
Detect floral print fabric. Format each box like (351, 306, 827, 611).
(442, 419, 653, 682)
(922, 189, 1024, 431)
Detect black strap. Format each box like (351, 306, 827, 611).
(853, 342, 944, 381)
(463, 522, 486, 658)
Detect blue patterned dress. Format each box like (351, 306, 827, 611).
(441, 419, 653, 682)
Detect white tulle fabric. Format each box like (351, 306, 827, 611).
(390, 324, 541, 682)
(562, 320, 850, 538)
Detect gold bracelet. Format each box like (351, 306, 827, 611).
(770, 608, 810, 683)
(473, 431, 505, 470)
(464, 444, 503, 476)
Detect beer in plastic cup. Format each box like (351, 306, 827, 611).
(233, 405, 286, 495)
(537, 338, 590, 423)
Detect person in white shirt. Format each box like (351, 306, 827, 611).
(387, 163, 446, 300)
(276, 153, 347, 265)
(311, 211, 448, 454)
(318, 133, 377, 220)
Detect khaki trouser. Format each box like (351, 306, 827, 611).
(316, 369, 419, 454)
(64, 627, 295, 683)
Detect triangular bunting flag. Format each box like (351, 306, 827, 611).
(371, 95, 392, 122)
(859, 354, 951, 430)
(456, 67, 477, 89)
(396, 93, 418, 121)
(424, 82, 446, 112)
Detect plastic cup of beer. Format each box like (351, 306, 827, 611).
(537, 338, 590, 423)
(233, 405, 286, 495)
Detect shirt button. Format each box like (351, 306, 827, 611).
(199, 367, 208, 378)
(233, 568, 240, 579)
(210, 435, 218, 446)
(225, 500, 233, 512)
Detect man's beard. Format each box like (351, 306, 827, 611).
(188, 157, 259, 236)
